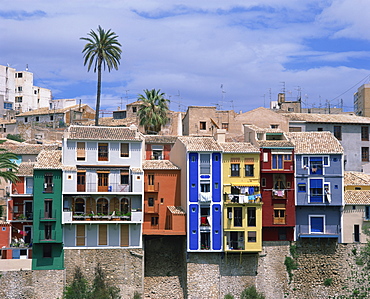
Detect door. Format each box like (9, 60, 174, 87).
(23, 225, 32, 244)
(77, 172, 86, 192)
(24, 201, 33, 220)
(354, 224, 360, 242)
(98, 173, 109, 192)
(310, 216, 324, 233)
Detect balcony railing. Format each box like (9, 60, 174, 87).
(296, 224, 340, 236)
(63, 210, 143, 223)
(76, 183, 132, 193)
(38, 209, 57, 220)
(38, 230, 56, 242)
(144, 182, 159, 192)
(224, 194, 262, 204)
(11, 212, 33, 221)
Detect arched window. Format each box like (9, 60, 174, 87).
(74, 198, 85, 214)
(121, 198, 130, 215)
(97, 198, 108, 215)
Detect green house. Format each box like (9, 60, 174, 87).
(32, 150, 64, 270)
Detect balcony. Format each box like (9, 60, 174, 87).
(75, 183, 132, 193)
(62, 210, 142, 223)
(38, 209, 57, 221)
(223, 194, 262, 204)
(38, 231, 57, 242)
(11, 212, 33, 221)
(144, 182, 159, 192)
(145, 203, 159, 214)
(296, 224, 340, 239)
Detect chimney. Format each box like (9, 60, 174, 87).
(215, 129, 226, 142)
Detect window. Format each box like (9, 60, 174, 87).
(74, 198, 85, 214)
(50, 115, 54, 121)
(120, 169, 129, 185)
(273, 204, 286, 224)
(272, 154, 283, 170)
(97, 172, 109, 192)
(17, 86, 22, 92)
(247, 207, 256, 227)
(270, 124, 279, 129)
(76, 225, 85, 245)
(35, 116, 39, 122)
(77, 171, 86, 192)
(310, 179, 323, 203)
(44, 223, 52, 240)
(98, 224, 107, 245)
(151, 145, 163, 160)
(132, 107, 137, 113)
(245, 165, 254, 177)
(120, 143, 129, 157)
(200, 183, 210, 192)
(121, 198, 130, 214)
(222, 123, 229, 130)
(24, 117, 28, 123)
(44, 199, 53, 218)
(298, 183, 306, 192)
(284, 154, 292, 161)
(151, 216, 158, 226)
(362, 126, 369, 141)
(317, 128, 323, 131)
(310, 157, 323, 175)
(16, 72, 23, 78)
(76, 142, 86, 161)
(362, 147, 369, 162)
(97, 198, 108, 214)
(200, 121, 206, 130)
(365, 206, 370, 220)
(15, 96, 22, 103)
(233, 207, 242, 227)
(261, 178, 266, 187)
(310, 216, 324, 233)
(200, 154, 210, 174)
(247, 231, 256, 242)
(98, 143, 108, 161)
(354, 225, 360, 242)
(43, 244, 52, 258)
(231, 163, 240, 177)
(44, 173, 53, 193)
(200, 232, 210, 250)
(148, 197, 154, 207)
(334, 126, 342, 140)
(148, 174, 154, 186)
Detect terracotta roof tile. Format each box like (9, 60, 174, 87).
(345, 190, 370, 204)
(219, 142, 260, 153)
(142, 160, 180, 170)
(178, 136, 222, 152)
(34, 150, 63, 169)
(283, 112, 370, 124)
(16, 162, 36, 176)
(257, 140, 294, 148)
(144, 135, 178, 144)
(167, 206, 186, 215)
(0, 144, 59, 155)
(286, 132, 343, 154)
(67, 125, 143, 141)
(344, 171, 370, 186)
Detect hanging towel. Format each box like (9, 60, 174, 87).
(249, 187, 255, 195)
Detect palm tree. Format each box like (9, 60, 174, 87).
(0, 149, 19, 184)
(137, 89, 170, 134)
(81, 26, 122, 126)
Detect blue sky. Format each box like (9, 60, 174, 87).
(1, 0, 370, 114)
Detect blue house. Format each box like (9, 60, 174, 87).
(287, 132, 344, 242)
(170, 137, 223, 252)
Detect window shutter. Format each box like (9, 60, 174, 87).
(120, 224, 129, 247)
(76, 142, 85, 159)
(76, 225, 85, 246)
(98, 224, 107, 245)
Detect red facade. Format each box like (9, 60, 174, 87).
(260, 148, 295, 241)
(145, 144, 172, 160)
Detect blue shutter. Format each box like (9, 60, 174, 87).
(189, 204, 199, 250)
(212, 153, 221, 202)
(278, 155, 283, 169)
(310, 179, 323, 203)
(212, 204, 222, 250)
(189, 153, 198, 202)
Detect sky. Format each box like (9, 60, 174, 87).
(2, 0, 370, 115)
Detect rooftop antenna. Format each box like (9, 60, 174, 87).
(125, 90, 129, 108)
(220, 84, 226, 110)
(280, 81, 286, 94)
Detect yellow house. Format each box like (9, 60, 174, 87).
(220, 142, 262, 253)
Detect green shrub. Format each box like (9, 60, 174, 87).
(224, 294, 235, 299)
(284, 256, 298, 283)
(324, 278, 333, 286)
(6, 134, 24, 142)
(133, 291, 141, 299)
(240, 286, 265, 299)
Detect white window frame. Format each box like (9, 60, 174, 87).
(308, 178, 324, 204)
(120, 142, 130, 159)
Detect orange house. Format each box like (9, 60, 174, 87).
(142, 160, 185, 235)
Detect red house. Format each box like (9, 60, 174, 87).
(142, 160, 185, 235)
(144, 136, 177, 160)
(245, 126, 295, 241)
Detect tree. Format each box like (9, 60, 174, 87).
(137, 89, 170, 134)
(81, 26, 122, 126)
(63, 267, 90, 299)
(0, 149, 19, 184)
(90, 263, 121, 299)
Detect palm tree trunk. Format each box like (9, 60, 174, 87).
(95, 59, 102, 126)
